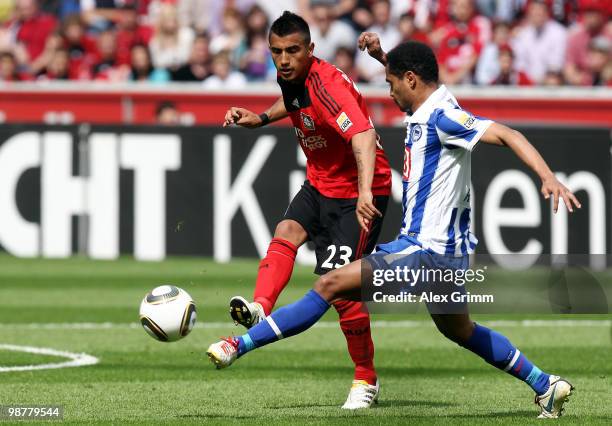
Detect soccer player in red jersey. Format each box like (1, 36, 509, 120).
(222, 11, 392, 409)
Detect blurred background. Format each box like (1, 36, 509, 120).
(0, 0, 609, 267)
(0, 0, 610, 88)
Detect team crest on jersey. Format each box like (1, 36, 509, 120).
(336, 112, 353, 133)
(410, 125, 422, 142)
(301, 112, 315, 131)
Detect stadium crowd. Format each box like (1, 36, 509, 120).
(0, 0, 610, 86)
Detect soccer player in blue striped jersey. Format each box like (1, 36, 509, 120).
(207, 35, 582, 418)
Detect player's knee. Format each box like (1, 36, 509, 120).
(274, 220, 307, 245)
(314, 272, 341, 301)
(434, 320, 474, 345)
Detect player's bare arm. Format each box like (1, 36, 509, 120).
(358, 32, 387, 66)
(480, 122, 581, 213)
(351, 129, 383, 231)
(222, 96, 288, 128)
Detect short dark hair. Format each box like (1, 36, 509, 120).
(269, 11, 311, 44)
(156, 100, 177, 117)
(386, 41, 439, 84)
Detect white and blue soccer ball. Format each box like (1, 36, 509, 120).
(139, 285, 197, 342)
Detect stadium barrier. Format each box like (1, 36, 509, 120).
(0, 124, 608, 268)
(0, 83, 610, 126)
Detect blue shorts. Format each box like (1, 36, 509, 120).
(363, 235, 469, 314)
(368, 234, 468, 271)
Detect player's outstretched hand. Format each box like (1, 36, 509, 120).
(223, 107, 262, 128)
(541, 175, 581, 213)
(357, 32, 387, 65)
(356, 191, 382, 232)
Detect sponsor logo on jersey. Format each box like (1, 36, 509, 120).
(300, 135, 328, 151)
(459, 112, 476, 128)
(301, 112, 315, 131)
(336, 112, 353, 133)
(410, 125, 422, 142)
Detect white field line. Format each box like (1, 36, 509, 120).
(1, 320, 608, 372)
(0, 344, 99, 373)
(0, 319, 609, 331)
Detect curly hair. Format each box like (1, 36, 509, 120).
(386, 41, 439, 84)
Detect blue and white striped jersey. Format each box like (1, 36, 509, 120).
(399, 85, 492, 256)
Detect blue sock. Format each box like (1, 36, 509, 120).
(236, 290, 330, 356)
(463, 323, 550, 395)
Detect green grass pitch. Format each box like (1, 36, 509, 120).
(0, 255, 610, 425)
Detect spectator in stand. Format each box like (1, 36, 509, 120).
(539, 0, 578, 26)
(245, 4, 269, 38)
(356, 0, 400, 84)
(92, 29, 128, 80)
(435, 0, 491, 84)
(240, 33, 274, 80)
(176, 0, 216, 36)
(319, 0, 359, 24)
(61, 14, 98, 79)
(156, 100, 180, 125)
(564, 0, 612, 86)
(397, 11, 430, 44)
(80, 0, 124, 32)
(129, 43, 169, 83)
(542, 71, 564, 85)
(40, 47, 70, 80)
(177, 0, 258, 37)
(209, 8, 246, 68)
(422, 0, 452, 39)
(584, 36, 612, 86)
(115, 5, 153, 66)
(512, 0, 567, 84)
(310, 1, 355, 62)
(171, 33, 211, 82)
(475, 21, 511, 85)
(0, 51, 17, 81)
(240, 5, 274, 80)
(255, 0, 310, 31)
(490, 44, 533, 85)
(0, 51, 30, 80)
(2, 0, 57, 70)
(347, 1, 374, 34)
(46, 0, 82, 21)
(333, 46, 358, 81)
(475, 0, 522, 24)
(202, 50, 247, 89)
(28, 31, 63, 75)
(149, 2, 194, 71)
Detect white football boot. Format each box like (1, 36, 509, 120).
(534, 375, 574, 419)
(206, 337, 238, 369)
(229, 296, 265, 329)
(341, 379, 380, 409)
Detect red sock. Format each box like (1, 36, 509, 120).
(253, 238, 298, 315)
(333, 300, 377, 385)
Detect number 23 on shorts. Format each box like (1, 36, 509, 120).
(321, 245, 353, 269)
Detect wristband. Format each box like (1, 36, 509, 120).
(258, 112, 271, 126)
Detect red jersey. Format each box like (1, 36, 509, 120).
(278, 58, 391, 198)
(6, 13, 57, 62)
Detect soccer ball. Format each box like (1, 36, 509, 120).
(139, 285, 197, 342)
